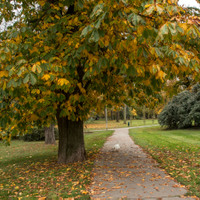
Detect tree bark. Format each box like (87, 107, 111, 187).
(111, 110, 114, 120)
(105, 106, 108, 130)
(116, 111, 119, 122)
(123, 104, 127, 124)
(143, 105, 146, 125)
(45, 124, 56, 144)
(56, 114, 86, 164)
(152, 110, 155, 124)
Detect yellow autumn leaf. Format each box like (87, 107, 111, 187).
(38, 99, 45, 103)
(30, 114, 39, 121)
(15, 35, 22, 43)
(131, 108, 137, 116)
(42, 74, 50, 81)
(0, 71, 8, 78)
(29, 47, 38, 54)
(32, 62, 41, 73)
(75, 43, 79, 48)
(81, 190, 88, 194)
(3, 81, 6, 90)
(51, 4, 60, 10)
(156, 70, 166, 79)
(38, 0, 46, 7)
(38, 197, 46, 200)
(57, 78, 69, 86)
(124, 63, 128, 69)
(44, 46, 50, 51)
(145, 4, 152, 8)
(55, 15, 60, 20)
(77, 83, 86, 94)
(31, 89, 40, 94)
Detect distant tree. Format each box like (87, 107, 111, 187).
(158, 83, 200, 129)
(45, 124, 56, 145)
(188, 83, 200, 127)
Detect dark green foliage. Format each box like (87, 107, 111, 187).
(158, 83, 200, 129)
(23, 127, 59, 141)
(23, 128, 45, 141)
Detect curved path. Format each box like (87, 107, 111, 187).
(90, 128, 196, 200)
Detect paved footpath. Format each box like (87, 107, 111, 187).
(90, 128, 196, 200)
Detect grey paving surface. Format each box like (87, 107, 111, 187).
(90, 129, 196, 200)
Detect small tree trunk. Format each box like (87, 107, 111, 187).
(56, 115, 86, 164)
(152, 110, 155, 124)
(116, 111, 119, 122)
(143, 106, 146, 125)
(130, 107, 132, 126)
(124, 104, 127, 124)
(45, 124, 56, 144)
(105, 106, 108, 130)
(111, 110, 114, 120)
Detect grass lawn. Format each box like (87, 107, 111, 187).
(129, 127, 200, 198)
(0, 130, 113, 199)
(84, 119, 158, 130)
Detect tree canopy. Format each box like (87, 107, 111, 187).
(0, 0, 200, 163)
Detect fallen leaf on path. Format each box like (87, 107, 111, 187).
(112, 186, 121, 189)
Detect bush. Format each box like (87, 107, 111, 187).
(22, 127, 59, 141)
(158, 103, 179, 129)
(23, 128, 45, 141)
(158, 83, 200, 129)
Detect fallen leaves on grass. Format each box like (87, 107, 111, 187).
(141, 146, 200, 197)
(0, 149, 99, 199)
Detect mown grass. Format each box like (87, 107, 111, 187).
(0, 130, 113, 199)
(84, 119, 158, 130)
(129, 127, 200, 198)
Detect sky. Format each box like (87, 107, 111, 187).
(179, 0, 200, 8)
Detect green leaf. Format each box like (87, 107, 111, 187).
(156, 5, 164, 14)
(145, 5, 154, 15)
(89, 29, 100, 42)
(93, 29, 100, 42)
(78, 0, 84, 8)
(81, 25, 92, 37)
(142, 29, 149, 39)
(36, 65, 42, 73)
(127, 66, 136, 76)
(90, 3, 104, 18)
(161, 24, 169, 35)
(16, 59, 27, 66)
(30, 73, 37, 85)
(168, 23, 177, 35)
(24, 43, 29, 50)
(137, 47, 143, 57)
(21, 27, 26, 33)
(155, 47, 163, 58)
(23, 74, 30, 84)
(1, 53, 6, 61)
(128, 13, 145, 26)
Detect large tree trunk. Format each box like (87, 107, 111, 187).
(45, 124, 56, 144)
(56, 115, 86, 164)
